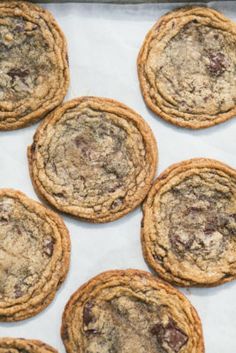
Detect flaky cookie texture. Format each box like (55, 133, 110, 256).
(28, 97, 157, 223)
(0, 1, 69, 130)
(62, 269, 204, 353)
(142, 158, 236, 287)
(0, 189, 70, 321)
(0, 338, 57, 353)
(138, 7, 236, 129)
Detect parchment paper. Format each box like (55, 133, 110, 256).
(0, 1, 236, 352)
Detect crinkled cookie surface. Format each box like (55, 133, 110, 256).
(0, 189, 70, 321)
(28, 97, 157, 223)
(138, 7, 236, 129)
(142, 159, 236, 286)
(62, 270, 204, 353)
(0, 1, 69, 130)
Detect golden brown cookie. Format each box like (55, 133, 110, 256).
(0, 189, 70, 321)
(61, 269, 204, 353)
(0, 338, 57, 353)
(138, 7, 236, 129)
(28, 97, 157, 223)
(142, 158, 236, 287)
(0, 1, 69, 130)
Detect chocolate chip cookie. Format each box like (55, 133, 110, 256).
(28, 97, 157, 223)
(138, 7, 236, 129)
(142, 158, 236, 286)
(0, 189, 70, 321)
(61, 269, 204, 353)
(0, 338, 57, 353)
(0, 1, 69, 130)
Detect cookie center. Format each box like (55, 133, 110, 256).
(41, 110, 147, 212)
(82, 296, 188, 353)
(154, 22, 236, 115)
(0, 197, 54, 300)
(160, 172, 236, 262)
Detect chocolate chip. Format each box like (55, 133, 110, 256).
(225, 214, 236, 235)
(53, 192, 64, 198)
(85, 329, 99, 335)
(43, 238, 55, 257)
(75, 136, 82, 147)
(170, 231, 194, 252)
(61, 326, 69, 340)
(14, 23, 25, 33)
(83, 301, 94, 326)
(16, 225, 21, 235)
(204, 222, 217, 235)
(185, 206, 203, 215)
(0, 215, 8, 223)
(74, 136, 91, 158)
(151, 322, 164, 336)
(111, 197, 124, 210)
(31, 142, 36, 153)
(151, 318, 188, 353)
(8, 68, 29, 79)
(30, 24, 38, 31)
(153, 253, 164, 262)
(164, 319, 189, 352)
(207, 52, 228, 76)
(14, 284, 23, 299)
(66, 53, 69, 65)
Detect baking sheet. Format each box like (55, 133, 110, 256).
(30, 1, 233, 3)
(0, 1, 236, 352)
(32, 1, 202, 3)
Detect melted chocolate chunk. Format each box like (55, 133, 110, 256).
(151, 318, 188, 353)
(170, 230, 194, 252)
(61, 326, 69, 341)
(207, 52, 228, 76)
(8, 68, 29, 80)
(14, 23, 25, 33)
(85, 329, 100, 335)
(31, 142, 36, 153)
(43, 238, 55, 257)
(14, 284, 23, 299)
(111, 197, 124, 210)
(83, 301, 94, 326)
(0, 214, 8, 223)
(184, 206, 203, 216)
(53, 192, 64, 198)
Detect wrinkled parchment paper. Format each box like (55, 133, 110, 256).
(0, 1, 236, 352)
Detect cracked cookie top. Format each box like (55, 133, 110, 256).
(0, 189, 70, 321)
(0, 338, 57, 353)
(28, 97, 157, 223)
(138, 7, 236, 129)
(61, 270, 204, 353)
(142, 158, 236, 286)
(0, 1, 69, 130)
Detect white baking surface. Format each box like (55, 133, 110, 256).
(0, 1, 236, 351)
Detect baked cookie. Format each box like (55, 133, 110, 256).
(138, 7, 236, 129)
(142, 158, 236, 287)
(28, 97, 157, 223)
(61, 269, 204, 353)
(0, 338, 57, 353)
(0, 189, 70, 321)
(0, 1, 69, 130)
